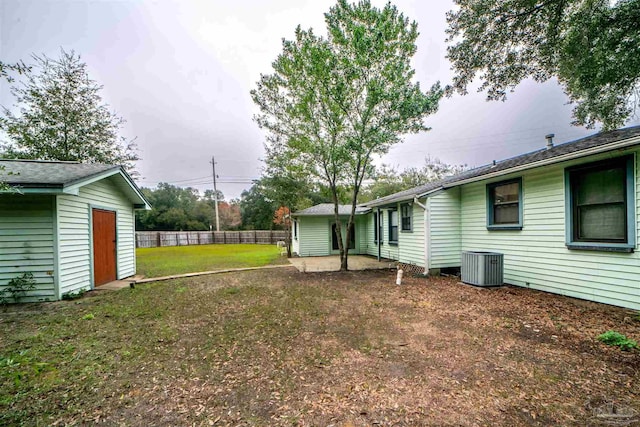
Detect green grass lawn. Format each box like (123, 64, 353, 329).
(135, 243, 287, 277)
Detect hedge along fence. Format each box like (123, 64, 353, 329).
(135, 230, 289, 248)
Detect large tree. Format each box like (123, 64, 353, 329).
(0, 60, 30, 192)
(446, 0, 640, 130)
(239, 183, 278, 231)
(0, 50, 138, 172)
(252, 0, 442, 269)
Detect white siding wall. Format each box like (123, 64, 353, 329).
(0, 195, 56, 301)
(429, 188, 462, 269)
(57, 178, 136, 296)
(461, 149, 640, 310)
(398, 202, 425, 267)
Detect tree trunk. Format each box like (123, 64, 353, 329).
(285, 209, 292, 257)
(332, 203, 347, 271)
(341, 228, 349, 271)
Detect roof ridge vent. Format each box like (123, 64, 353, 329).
(545, 133, 555, 149)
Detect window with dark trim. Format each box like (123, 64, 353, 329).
(487, 178, 523, 230)
(332, 223, 355, 250)
(400, 203, 412, 232)
(388, 209, 398, 245)
(373, 212, 379, 243)
(566, 156, 635, 252)
(293, 220, 298, 240)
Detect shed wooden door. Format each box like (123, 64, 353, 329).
(92, 209, 117, 286)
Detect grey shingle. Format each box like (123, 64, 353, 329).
(362, 125, 640, 207)
(293, 203, 370, 216)
(0, 160, 118, 187)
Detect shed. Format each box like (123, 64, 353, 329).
(291, 204, 371, 257)
(0, 160, 150, 302)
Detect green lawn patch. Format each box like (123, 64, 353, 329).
(135, 243, 286, 277)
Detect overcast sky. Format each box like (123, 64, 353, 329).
(2, 0, 638, 199)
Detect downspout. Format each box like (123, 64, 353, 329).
(413, 197, 429, 275)
(377, 207, 381, 261)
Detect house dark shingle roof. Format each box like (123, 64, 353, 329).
(0, 159, 118, 187)
(293, 203, 370, 216)
(363, 125, 640, 207)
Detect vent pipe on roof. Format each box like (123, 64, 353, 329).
(545, 133, 555, 149)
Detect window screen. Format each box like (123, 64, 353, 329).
(572, 164, 626, 242)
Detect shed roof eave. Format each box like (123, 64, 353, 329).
(63, 167, 151, 209)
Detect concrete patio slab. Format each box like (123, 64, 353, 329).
(94, 275, 144, 291)
(288, 255, 397, 272)
(95, 280, 132, 290)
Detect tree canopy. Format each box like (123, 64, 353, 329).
(252, 0, 442, 269)
(446, 0, 640, 130)
(136, 184, 243, 231)
(0, 60, 29, 83)
(239, 183, 277, 231)
(0, 50, 138, 172)
(358, 156, 466, 203)
(0, 60, 30, 192)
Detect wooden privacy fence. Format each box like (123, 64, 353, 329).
(135, 230, 288, 248)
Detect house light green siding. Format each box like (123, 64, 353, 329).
(361, 210, 399, 260)
(0, 195, 56, 302)
(460, 148, 640, 310)
(428, 188, 462, 269)
(398, 202, 425, 267)
(57, 177, 136, 296)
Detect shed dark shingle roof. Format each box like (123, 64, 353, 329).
(0, 159, 118, 187)
(363, 125, 640, 207)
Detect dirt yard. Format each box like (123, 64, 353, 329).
(1, 268, 639, 426)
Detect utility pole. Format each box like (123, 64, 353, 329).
(210, 156, 220, 232)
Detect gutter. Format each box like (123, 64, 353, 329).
(377, 207, 381, 262)
(413, 197, 429, 275)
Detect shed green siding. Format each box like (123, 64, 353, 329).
(296, 217, 333, 256)
(429, 188, 462, 269)
(57, 177, 136, 296)
(295, 215, 371, 257)
(292, 219, 300, 255)
(460, 148, 640, 310)
(0, 195, 56, 302)
(398, 202, 425, 267)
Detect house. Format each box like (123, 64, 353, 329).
(0, 160, 150, 302)
(292, 126, 640, 310)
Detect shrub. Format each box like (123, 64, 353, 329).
(62, 289, 86, 300)
(1, 273, 36, 304)
(597, 331, 638, 351)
